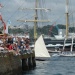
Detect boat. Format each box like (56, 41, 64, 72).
(48, 49, 61, 53)
(54, 29, 65, 40)
(59, 52, 75, 57)
(59, 35, 75, 57)
(34, 35, 50, 60)
(17, 0, 51, 60)
(58, 0, 75, 57)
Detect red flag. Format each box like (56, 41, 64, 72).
(0, 14, 4, 23)
(0, 15, 2, 20)
(0, 3, 3, 8)
(3, 22, 6, 30)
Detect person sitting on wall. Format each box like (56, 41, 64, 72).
(7, 36, 13, 44)
(0, 41, 4, 50)
(13, 42, 20, 55)
(6, 43, 13, 51)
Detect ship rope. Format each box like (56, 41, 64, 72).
(49, 14, 65, 35)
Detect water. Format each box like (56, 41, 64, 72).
(22, 57, 75, 75)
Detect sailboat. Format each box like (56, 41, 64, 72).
(59, 34, 75, 57)
(34, 35, 50, 60)
(17, 0, 51, 59)
(59, 0, 75, 57)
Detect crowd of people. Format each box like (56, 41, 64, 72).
(0, 34, 32, 55)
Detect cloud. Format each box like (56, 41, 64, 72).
(0, 0, 75, 27)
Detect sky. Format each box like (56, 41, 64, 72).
(0, 0, 75, 28)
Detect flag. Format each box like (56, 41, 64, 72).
(5, 24, 8, 34)
(3, 22, 6, 30)
(7, 20, 11, 24)
(0, 3, 3, 8)
(4, 22, 9, 34)
(0, 14, 4, 23)
(0, 15, 2, 20)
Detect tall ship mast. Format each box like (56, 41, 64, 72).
(65, 0, 69, 38)
(34, 0, 38, 41)
(17, 0, 50, 41)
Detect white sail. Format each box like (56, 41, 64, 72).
(34, 35, 50, 58)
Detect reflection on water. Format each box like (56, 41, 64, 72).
(22, 57, 75, 75)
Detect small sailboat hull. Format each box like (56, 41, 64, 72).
(48, 50, 61, 53)
(35, 57, 50, 61)
(59, 53, 75, 57)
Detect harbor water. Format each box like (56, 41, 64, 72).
(22, 56, 75, 75)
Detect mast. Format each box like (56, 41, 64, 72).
(65, 0, 73, 53)
(65, 0, 69, 38)
(70, 35, 73, 52)
(34, 0, 38, 41)
(17, 0, 50, 41)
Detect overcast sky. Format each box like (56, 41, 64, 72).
(0, 0, 75, 27)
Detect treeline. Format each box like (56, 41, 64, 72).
(0, 24, 74, 38)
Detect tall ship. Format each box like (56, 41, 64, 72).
(44, 0, 75, 53)
(17, 0, 75, 52)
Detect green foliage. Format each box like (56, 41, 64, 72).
(9, 28, 24, 34)
(4, 24, 75, 38)
(57, 24, 66, 29)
